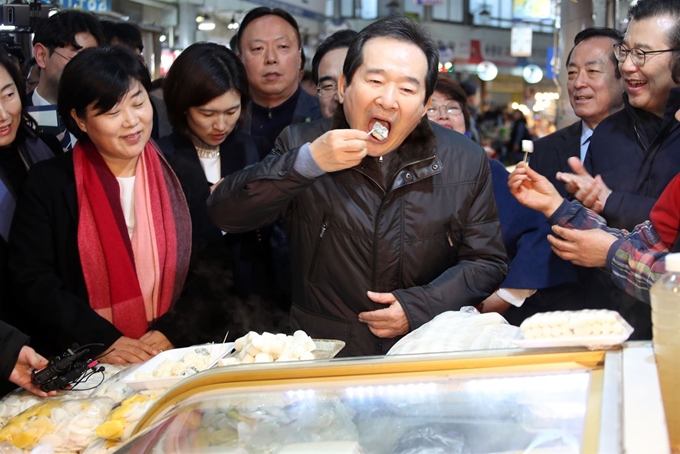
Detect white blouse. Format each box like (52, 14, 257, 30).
(117, 176, 136, 239)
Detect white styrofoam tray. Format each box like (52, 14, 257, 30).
(121, 342, 234, 391)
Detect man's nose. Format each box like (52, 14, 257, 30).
(264, 47, 277, 64)
(574, 70, 588, 88)
(376, 84, 398, 110)
(619, 54, 638, 74)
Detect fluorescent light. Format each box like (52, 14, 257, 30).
(198, 21, 215, 31)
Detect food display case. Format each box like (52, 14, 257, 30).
(114, 343, 669, 454)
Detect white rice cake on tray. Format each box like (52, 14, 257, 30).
(519, 309, 633, 341)
(369, 121, 389, 140)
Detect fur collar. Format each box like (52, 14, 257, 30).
(330, 108, 437, 175)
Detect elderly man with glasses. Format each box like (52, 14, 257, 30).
(536, 0, 680, 340)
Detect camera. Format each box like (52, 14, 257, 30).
(32, 344, 104, 392)
(0, 2, 51, 32)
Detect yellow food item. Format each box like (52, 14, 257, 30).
(95, 419, 125, 440)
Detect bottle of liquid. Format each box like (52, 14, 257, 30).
(650, 252, 680, 453)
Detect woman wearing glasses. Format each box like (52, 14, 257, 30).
(427, 75, 578, 322)
(158, 42, 289, 340)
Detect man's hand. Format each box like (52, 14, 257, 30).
(210, 178, 224, 194)
(556, 157, 612, 213)
(508, 162, 563, 217)
(358, 291, 409, 338)
(139, 330, 173, 352)
(309, 129, 368, 172)
(548, 225, 617, 268)
(99, 336, 158, 365)
(479, 292, 512, 315)
(10, 346, 54, 397)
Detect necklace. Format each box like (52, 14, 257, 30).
(192, 136, 220, 159)
(195, 146, 220, 159)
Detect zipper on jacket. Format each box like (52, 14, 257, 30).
(446, 231, 454, 247)
(309, 216, 329, 281)
(353, 167, 386, 195)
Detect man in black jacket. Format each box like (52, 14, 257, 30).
(208, 16, 508, 357)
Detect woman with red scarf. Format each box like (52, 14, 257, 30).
(7, 47, 192, 364)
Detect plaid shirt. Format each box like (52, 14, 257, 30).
(548, 200, 668, 303)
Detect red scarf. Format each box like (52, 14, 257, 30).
(74, 139, 191, 339)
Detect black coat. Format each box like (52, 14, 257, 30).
(530, 121, 582, 198)
(7, 151, 194, 357)
(208, 115, 508, 357)
(0, 320, 28, 382)
(157, 131, 292, 339)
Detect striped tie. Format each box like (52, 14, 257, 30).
(57, 129, 72, 152)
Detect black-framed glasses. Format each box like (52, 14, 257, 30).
(426, 104, 463, 117)
(317, 82, 337, 98)
(613, 43, 680, 67)
(52, 49, 73, 62)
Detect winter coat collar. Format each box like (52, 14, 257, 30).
(330, 108, 440, 187)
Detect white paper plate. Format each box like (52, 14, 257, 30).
(513, 334, 629, 349)
(121, 342, 234, 391)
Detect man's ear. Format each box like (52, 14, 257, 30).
(423, 95, 433, 117)
(33, 43, 49, 70)
(71, 108, 86, 135)
(337, 74, 347, 104)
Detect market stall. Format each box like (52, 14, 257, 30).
(124, 343, 668, 453)
(0, 339, 670, 453)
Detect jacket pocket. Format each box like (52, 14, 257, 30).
(308, 214, 330, 282)
(447, 218, 463, 264)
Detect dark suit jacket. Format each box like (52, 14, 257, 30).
(7, 151, 193, 357)
(530, 121, 582, 198)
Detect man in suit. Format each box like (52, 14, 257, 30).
(505, 27, 624, 325)
(530, 28, 624, 196)
(30, 10, 105, 152)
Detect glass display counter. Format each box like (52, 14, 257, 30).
(117, 348, 611, 453)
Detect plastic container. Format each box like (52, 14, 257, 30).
(650, 253, 680, 453)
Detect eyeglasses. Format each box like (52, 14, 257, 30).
(52, 49, 73, 62)
(613, 43, 680, 67)
(426, 104, 463, 117)
(317, 82, 337, 98)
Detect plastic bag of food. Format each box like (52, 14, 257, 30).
(88, 367, 136, 403)
(0, 391, 42, 430)
(0, 442, 21, 454)
(82, 437, 124, 454)
(387, 308, 521, 355)
(95, 390, 161, 442)
(0, 397, 114, 452)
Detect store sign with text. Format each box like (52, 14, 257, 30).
(59, 0, 110, 11)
